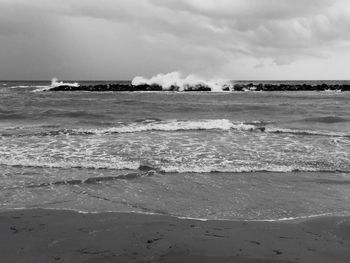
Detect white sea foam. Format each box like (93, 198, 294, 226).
(10, 85, 50, 89)
(1, 158, 345, 173)
(2, 118, 347, 138)
(266, 127, 349, 137)
(159, 164, 329, 173)
(73, 119, 257, 135)
(132, 72, 229, 92)
(73, 119, 348, 137)
(33, 78, 80, 92)
(178, 212, 338, 222)
(324, 89, 342, 93)
(257, 213, 336, 222)
(0, 158, 139, 170)
(5, 207, 345, 223)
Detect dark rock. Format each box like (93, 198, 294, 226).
(45, 82, 349, 92)
(185, 84, 211, 92)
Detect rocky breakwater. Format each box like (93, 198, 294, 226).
(232, 83, 350, 92)
(47, 82, 350, 92)
(47, 83, 218, 92)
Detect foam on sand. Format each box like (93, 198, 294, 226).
(0, 157, 140, 171)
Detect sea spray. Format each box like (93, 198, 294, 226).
(50, 78, 80, 88)
(132, 72, 229, 92)
(33, 78, 80, 92)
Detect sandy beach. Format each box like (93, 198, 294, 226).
(0, 209, 349, 262)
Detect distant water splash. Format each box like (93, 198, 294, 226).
(33, 78, 80, 92)
(4, 78, 80, 91)
(51, 78, 79, 88)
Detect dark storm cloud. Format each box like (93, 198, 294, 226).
(0, 0, 349, 79)
(150, 0, 350, 61)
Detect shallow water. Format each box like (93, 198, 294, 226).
(0, 81, 349, 220)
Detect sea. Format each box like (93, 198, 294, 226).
(1, 80, 350, 221)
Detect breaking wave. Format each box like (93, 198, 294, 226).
(33, 78, 80, 92)
(266, 127, 350, 138)
(56, 120, 350, 138)
(2, 119, 349, 138)
(74, 119, 258, 135)
(132, 72, 228, 92)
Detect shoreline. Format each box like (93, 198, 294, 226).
(1, 209, 350, 262)
(2, 207, 344, 223)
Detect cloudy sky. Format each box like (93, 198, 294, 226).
(0, 0, 350, 80)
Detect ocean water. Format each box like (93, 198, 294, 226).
(1, 80, 350, 221)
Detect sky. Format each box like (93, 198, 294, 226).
(0, 0, 350, 80)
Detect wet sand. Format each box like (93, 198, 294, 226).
(1, 209, 350, 262)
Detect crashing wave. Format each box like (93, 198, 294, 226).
(0, 120, 256, 137)
(72, 120, 349, 137)
(132, 72, 228, 92)
(32, 75, 350, 92)
(2, 119, 349, 138)
(51, 78, 79, 88)
(31, 74, 350, 92)
(33, 78, 80, 92)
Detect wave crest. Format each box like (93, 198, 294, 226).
(33, 78, 80, 92)
(74, 119, 258, 135)
(2, 119, 349, 138)
(72, 120, 349, 137)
